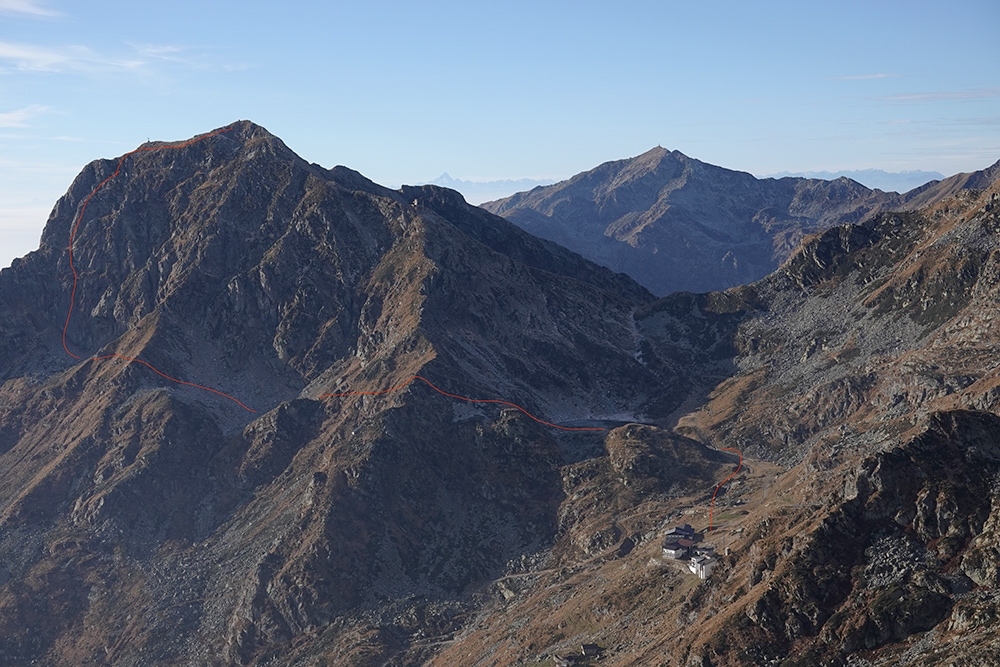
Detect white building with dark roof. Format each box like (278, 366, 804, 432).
(688, 554, 717, 579)
(662, 540, 687, 559)
(662, 523, 707, 561)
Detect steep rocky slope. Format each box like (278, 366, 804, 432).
(482, 147, 1000, 296)
(0, 121, 736, 666)
(438, 178, 1000, 666)
(653, 181, 1000, 665)
(3, 120, 1000, 666)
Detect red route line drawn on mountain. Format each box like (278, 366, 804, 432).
(59, 132, 745, 524)
(708, 447, 743, 532)
(319, 375, 607, 432)
(60, 125, 257, 413)
(59, 127, 601, 427)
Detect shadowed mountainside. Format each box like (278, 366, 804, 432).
(421, 171, 1000, 667)
(2, 122, 1000, 666)
(0, 121, 732, 666)
(483, 147, 1000, 296)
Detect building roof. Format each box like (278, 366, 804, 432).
(665, 523, 695, 536)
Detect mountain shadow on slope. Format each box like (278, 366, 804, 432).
(0, 121, 738, 666)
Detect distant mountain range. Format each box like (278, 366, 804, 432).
(483, 148, 1000, 295)
(453, 172, 1000, 667)
(766, 168, 945, 193)
(4, 122, 1000, 666)
(423, 173, 555, 204)
(0, 122, 693, 665)
(426, 169, 945, 206)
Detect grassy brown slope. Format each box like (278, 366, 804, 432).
(431, 183, 1000, 666)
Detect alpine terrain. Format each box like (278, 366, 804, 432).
(482, 147, 1000, 296)
(0, 121, 999, 666)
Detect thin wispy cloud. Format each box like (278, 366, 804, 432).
(878, 87, 1000, 103)
(950, 116, 1000, 126)
(0, 40, 246, 76)
(828, 73, 897, 81)
(0, 40, 145, 73)
(127, 42, 253, 72)
(0, 104, 48, 127)
(130, 43, 201, 65)
(0, 0, 61, 17)
(137, 43, 231, 74)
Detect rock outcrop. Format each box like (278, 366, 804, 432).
(2, 120, 1000, 666)
(433, 173, 1000, 667)
(0, 121, 726, 665)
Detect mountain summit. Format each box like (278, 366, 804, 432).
(4, 123, 1000, 666)
(0, 121, 728, 665)
(482, 148, 1000, 296)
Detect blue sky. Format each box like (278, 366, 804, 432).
(2, 0, 999, 268)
